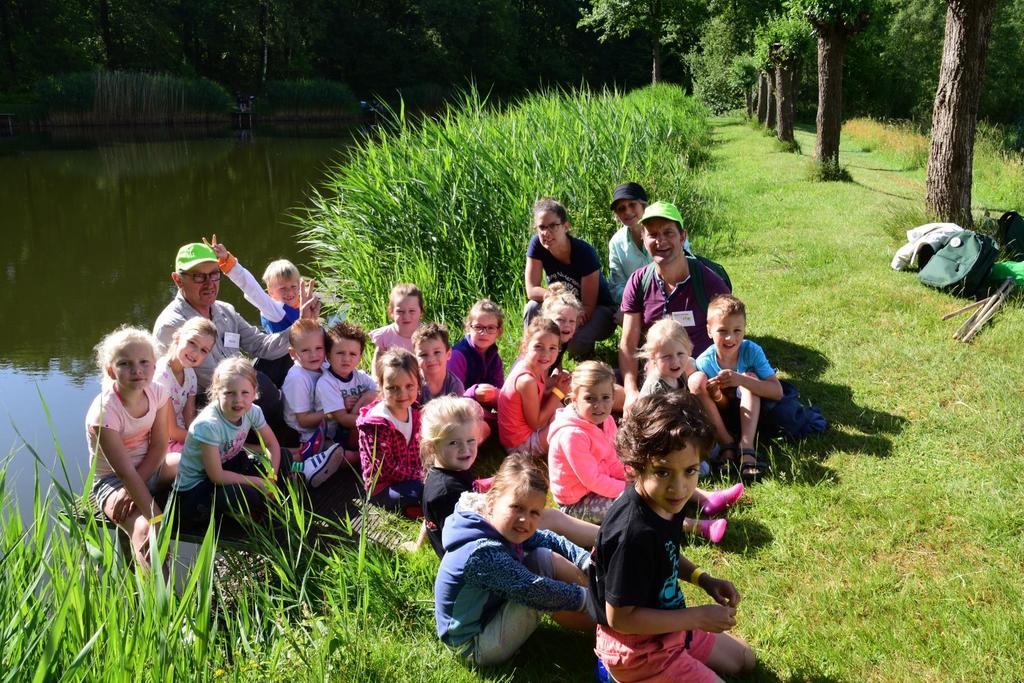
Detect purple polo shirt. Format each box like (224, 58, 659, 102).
(620, 263, 730, 356)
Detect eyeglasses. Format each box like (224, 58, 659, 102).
(534, 221, 563, 232)
(470, 324, 500, 334)
(179, 270, 222, 284)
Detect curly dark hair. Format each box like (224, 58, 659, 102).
(616, 392, 715, 472)
(325, 320, 368, 354)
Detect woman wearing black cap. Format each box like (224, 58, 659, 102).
(523, 198, 616, 359)
(607, 182, 651, 305)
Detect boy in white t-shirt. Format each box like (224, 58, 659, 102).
(316, 321, 377, 464)
(282, 318, 345, 485)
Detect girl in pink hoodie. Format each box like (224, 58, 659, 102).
(548, 361, 740, 543)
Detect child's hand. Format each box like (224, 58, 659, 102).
(108, 488, 135, 523)
(203, 234, 229, 261)
(691, 604, 737, 633)
(715, 369, 745, 389)
(475, 383, 497, 404)
(298, 278, 322, 319)
(703, 577, 742, 608)
(552, 371, 571, 394)
(344, 395, 358, 411)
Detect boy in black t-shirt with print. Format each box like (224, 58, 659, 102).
(588, 392, 756, 682)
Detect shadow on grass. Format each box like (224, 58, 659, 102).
(712, 516, 774, 555)
(481, 621, 594, 682)
(850, 178, 920, 203)
(756, 336, 908, 483)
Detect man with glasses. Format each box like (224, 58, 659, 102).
(153, 242, 316, 435)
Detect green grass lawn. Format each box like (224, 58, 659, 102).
(675, 117, 1024, 682)
(9, 110, 1021, 683)
(401, 115, 1024, 682)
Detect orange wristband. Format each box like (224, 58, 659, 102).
(218, 253, 237, 273)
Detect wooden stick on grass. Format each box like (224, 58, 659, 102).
(954, 279, 1012, 339)
(942, 298, 988, 320)
(961, 279, 1015, 342)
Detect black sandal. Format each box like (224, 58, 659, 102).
(713, 443, 740, 479)
(739, 447, 770, 485)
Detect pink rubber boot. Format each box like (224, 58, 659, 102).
(697, 518, 727, 544)
(700, 483, 744, 517)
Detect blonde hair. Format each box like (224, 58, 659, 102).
(94, 326, 159, 387)
(464, 298, 505, 333)
(570, 360, 615, 393)
(288, 317, 324, 347)
(419, 396, 483, 467)
(485, 453, 549, 507)
(639, 318, 693, 360)
(388, 283, 425, 316)
(707, 294, 746, 324)
(207, 357, 259, 403)
(540, 282, 582, 317)
(168, 318, 217, 357)
(374, 347, 420, 388)
(262, 259, 299, 285)
(519, 316, 561, 355)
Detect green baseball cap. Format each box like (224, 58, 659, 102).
(175, 243, 218, 271)
(640, 201, 685, 229)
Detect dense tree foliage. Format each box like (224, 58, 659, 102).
(1, 0, 1021, 127)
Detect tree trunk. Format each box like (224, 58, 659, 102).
(97, 0, 116, 66)
(926, 0, 998, 226)
(745, 89, 753, 118)
(815, 27, 848, 164)
(756, 73, 768, 123)
(775, 66, 794, 143)
(766, 74, 776, 129)
(259, 1, 270, 87)
(651, 39, 661, 84)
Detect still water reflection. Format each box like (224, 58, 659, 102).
(1, 126, 353, 517)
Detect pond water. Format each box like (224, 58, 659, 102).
(0, 125, 354, 520)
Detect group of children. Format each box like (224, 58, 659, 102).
(84, 183, 793, 680)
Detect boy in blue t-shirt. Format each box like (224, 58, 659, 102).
(689, 294, 783, 484)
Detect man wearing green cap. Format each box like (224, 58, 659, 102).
(153, 242, 307, 431)
(618, 201, 731, 411)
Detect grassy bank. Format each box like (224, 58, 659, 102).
(842, 117, 1024, 215)
(301, 84, 713, 331)
(6, 96, 1024, 681)
(690, 117, 1023, 681)
(259, 79, 360, 120)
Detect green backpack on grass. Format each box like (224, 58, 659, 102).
(997, 211, 1024, 262)
(918, 230, 999, 298)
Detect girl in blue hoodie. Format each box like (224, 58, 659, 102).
(434, 453, 593, 666)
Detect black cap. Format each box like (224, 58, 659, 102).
(610, 182, 648, 210)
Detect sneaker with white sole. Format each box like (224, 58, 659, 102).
(303, 444, 344, 488)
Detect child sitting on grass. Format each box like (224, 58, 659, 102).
(589, 392, 756, 682)
(86, 326, 175, 568)
(412, 322, 465, 404)
(356, 348, 424, 518)
(370, 283, 424, 368)
(540, 283, 580, 373)
(281, 318, 346, 486)
(689, 295, 782, 484)
(434, 454, 593, 666)
(154, 317, 216, 453)
(316, 321, 377, 463)
(410, 396, 597, 557)
(497, 317, 570, 456)
(174, 357, 284, 534)
(548, 361, 737, 542)
(448, 298, 505, 440)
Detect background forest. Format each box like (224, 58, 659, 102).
(1, 0, 1022, 126)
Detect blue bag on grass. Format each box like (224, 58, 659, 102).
(758, 380, 827, 440)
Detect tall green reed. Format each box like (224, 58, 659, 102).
(300, 84, 713, 333)
(36, 70, 230, 125)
